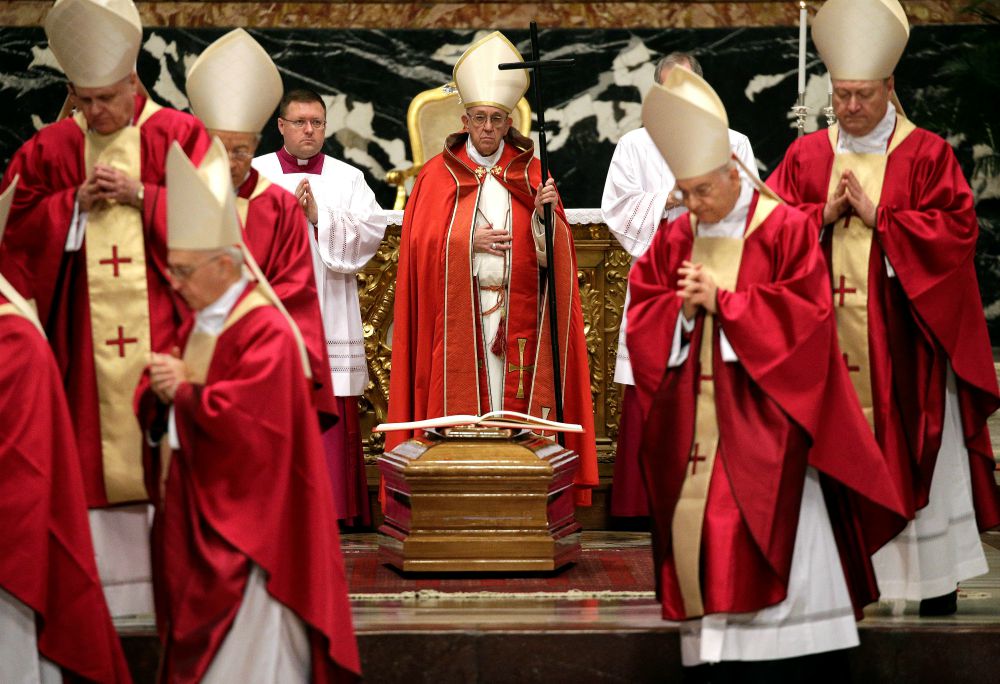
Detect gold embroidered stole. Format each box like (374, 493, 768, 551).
(827, 118, 916, 429)
(672, 194, 779, 617)
(76, 99, 162, 503)
(235, 175, 271, 227)
(159, 287, 271, 491)
(0, 274, 43, 335)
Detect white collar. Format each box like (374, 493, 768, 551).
(283, 147, 313, 166)
(194, 276, 250, 336)
(696, 179, 753, 239)
(466, 137, 504, 169)
(838, 104, 896, 154)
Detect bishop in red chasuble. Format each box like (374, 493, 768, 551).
(629, 69, 906, 672)
(386, 32, 598, 504)
(135, 141, 359, 683)
(0, 180, 131, 683)
(184, 29, 337, 423)
(767, 0, 1000, 615)
(0, 0, 210, 617)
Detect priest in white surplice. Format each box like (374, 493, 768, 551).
(601, 51, 758, 517)
(254, 88, 387, 526)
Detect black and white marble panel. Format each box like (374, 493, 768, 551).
(2, 25, 998, 331)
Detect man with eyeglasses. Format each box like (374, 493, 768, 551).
(385, 31, 598, 506)
(0, 0, 209, 620)
(185, 30, 337, 431)
(254, 87, 386, 527)
(628, 67, 907, 679)
(767, 0, 1000, 617)
(135, 140, 360, 683)
(601, 51, 758, 520)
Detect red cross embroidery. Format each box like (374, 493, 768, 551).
(688, 444, 708, 475)
(833, 275, 857, 307)
(98, 245, 133, 278)
(105, 326, 138, 358)
(842, 352, 861, 373)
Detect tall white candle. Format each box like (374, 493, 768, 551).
(828, 72, 833, 95)
(798, 2, 807, 94)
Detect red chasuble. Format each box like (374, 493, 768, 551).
(627, 197, 908, 620)
(237, 167, 338, 421)
(135, 286, 359, 683)
(386, 131, 598, 504)
(0, 94, 210, 508)
(0, 297, 131, 683)
(767, 126, 1000, 530)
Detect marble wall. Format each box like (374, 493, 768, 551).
(1, 3, 999, 334)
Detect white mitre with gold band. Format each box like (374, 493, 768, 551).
(166, 138, 312, 378)
(45, 0, 142, 88)
(186, 28, 282, 135)
(813, 0, 909, 80)
(641, 68, 730, 181)
(453, 31, 529, 114)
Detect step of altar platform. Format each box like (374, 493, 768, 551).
(116, 531, 1000, 683)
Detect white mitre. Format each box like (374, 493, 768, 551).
(641, 68, 730, 181)
(186, 28, 283, 134)
(813, 0, 910, 80)
(167, 138, 242, 250)
(45, 0, 142, 88)
(453, 31, 529, 114)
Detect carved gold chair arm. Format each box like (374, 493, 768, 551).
(386, 165, 422, 211)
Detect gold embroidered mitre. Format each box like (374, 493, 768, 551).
(45, 0, 142, 88)
(453, 31, 529, 114)
(641, 68, 730, 181)
(813, 0, 910, 80)
(186, 28, 283, 135)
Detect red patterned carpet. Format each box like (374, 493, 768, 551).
(342, 532, 656, 596)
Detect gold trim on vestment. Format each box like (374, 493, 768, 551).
(235, 175, 271, 227)
(77, 99, 161, 504)
(671, 194, 779, 617)
(827, 118, 916, 430)
(0, 274, 43, 335)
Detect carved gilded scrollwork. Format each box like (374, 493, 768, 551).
(358, 220, 629, 465)
(604, 247, 632, 442)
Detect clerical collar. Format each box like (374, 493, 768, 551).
(466, 137, 504, 169)
(195, 276, 251, 336)
(838, 104, 896, 154)
(276, 146, 324, 175)
(696, 179, 753, 239)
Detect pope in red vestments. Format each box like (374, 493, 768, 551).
(135, 141, 359, 682)
(386, 32, 597, 504)
(0, 180, 131, 683)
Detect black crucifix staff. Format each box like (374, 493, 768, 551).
(499, 22, 574, 441)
